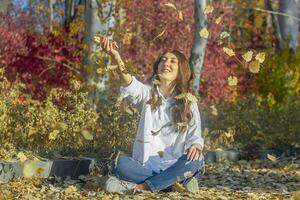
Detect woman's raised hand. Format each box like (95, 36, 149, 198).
(101, 37, 119, 57)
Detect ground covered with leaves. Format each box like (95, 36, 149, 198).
(1, 158, 299, 200)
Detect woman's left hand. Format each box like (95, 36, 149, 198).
(187, 144, 202, 161)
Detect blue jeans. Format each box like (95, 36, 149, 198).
(113, 154, 204, 192)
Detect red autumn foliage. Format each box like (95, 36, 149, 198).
(0, 13, 84, 100)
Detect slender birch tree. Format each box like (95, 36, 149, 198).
(278, 0, 299, 52)
(190, 0, 208, 93)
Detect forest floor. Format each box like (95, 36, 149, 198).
(0, 157, 299, 200)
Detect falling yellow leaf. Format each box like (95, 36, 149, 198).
(175, 93, 198, 102)
(121, 32, 133, 45)
(158, 151, 164, 158)
(242, 51, 253, 62)
(184, 171, 194, 179)
(267, 154, 278, 162)
(152, 29, 166, 41)
(49, 130, 59, 141)
(152, 79, 160, 85)
(220, 31, 230, 39)
(57, 8, 63, 17)
(215, 16, 222, 24)
(82, 130, 93, 140)
(255, 52, 266, 63)
(17, 152, 27, 162)
(227, 76, 238, 86)
(178, 10, 184, 21)
(204, 5, 214, 14)
(175, 93, 185, 100)
(199, 28, 209, 39)
(164, 3, 177, 10)
(210, 105, 218, 116)
(186, 93, 198, 102)
(223, 47, 235, 57)
(93, 35, 102, 43)
(249, 60, 260, 73)
(107, 65, 118, 71)
(96, 68, 104, 74)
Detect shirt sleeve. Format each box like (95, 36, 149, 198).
(184, 102, 204, 151)
(120, 76, 150, 111)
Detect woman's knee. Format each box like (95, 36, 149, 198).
(114, 155, 130, 174)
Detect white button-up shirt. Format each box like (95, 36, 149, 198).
(120, 76, 204, 173)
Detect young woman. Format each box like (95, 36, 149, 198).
(101, 37, 204, 194)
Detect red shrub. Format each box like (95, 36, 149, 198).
(0, 13, 84, 100)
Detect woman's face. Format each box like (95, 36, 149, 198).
(157, 52, 179, 83)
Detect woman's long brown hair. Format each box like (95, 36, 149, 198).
(148, 49, 195, 133)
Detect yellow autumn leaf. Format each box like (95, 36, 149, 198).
(152, 79, 160, 85)
(227, 76, 238, 86)
(223, 47, 235, 57)
(199, 28, 209, 39)
(184, 171, 194, 179)
(267, 154, 278, 162)
(121, 32, 133, 45)
(96, 68, 104, 74)
(57, 8, 63, 17)
(255, 52, 266, 63)
(107, 65, 118, 71)
(175, 93, 198, 102)
(175, 93, 186, 100)
(242, 51, 253, 62)
(178, 10, 184, 21)
(186, 93, 198, 102)
(249, 60, 260, 73)
(82, 130, 93, 140)
(164, 3, 177, 10)
(158, 151, 164, 158)
(56, 122, 68, 131)
(177, 122, 188, 128)
(93, 35, 102, 44)
(220, 31, 230, 39)
(152, 29, 166, 41)
(17, 152, 27, 162)
(215, 16, 222, 24)
(204, 5, 214, 14)
(210, 105, 218, 116)
(49, 130, 59, 140)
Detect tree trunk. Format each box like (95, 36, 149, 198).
(49, 0, 54, 32)
(65, 0, 76, 25)
(83, 0, 116, 108)
(266, 0, 282, 51)
(190, 0, 208, 94)
(278, 0, 299, 52)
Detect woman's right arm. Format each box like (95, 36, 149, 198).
(100, 37, 149, 110)
(101, 37, 132, 86)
